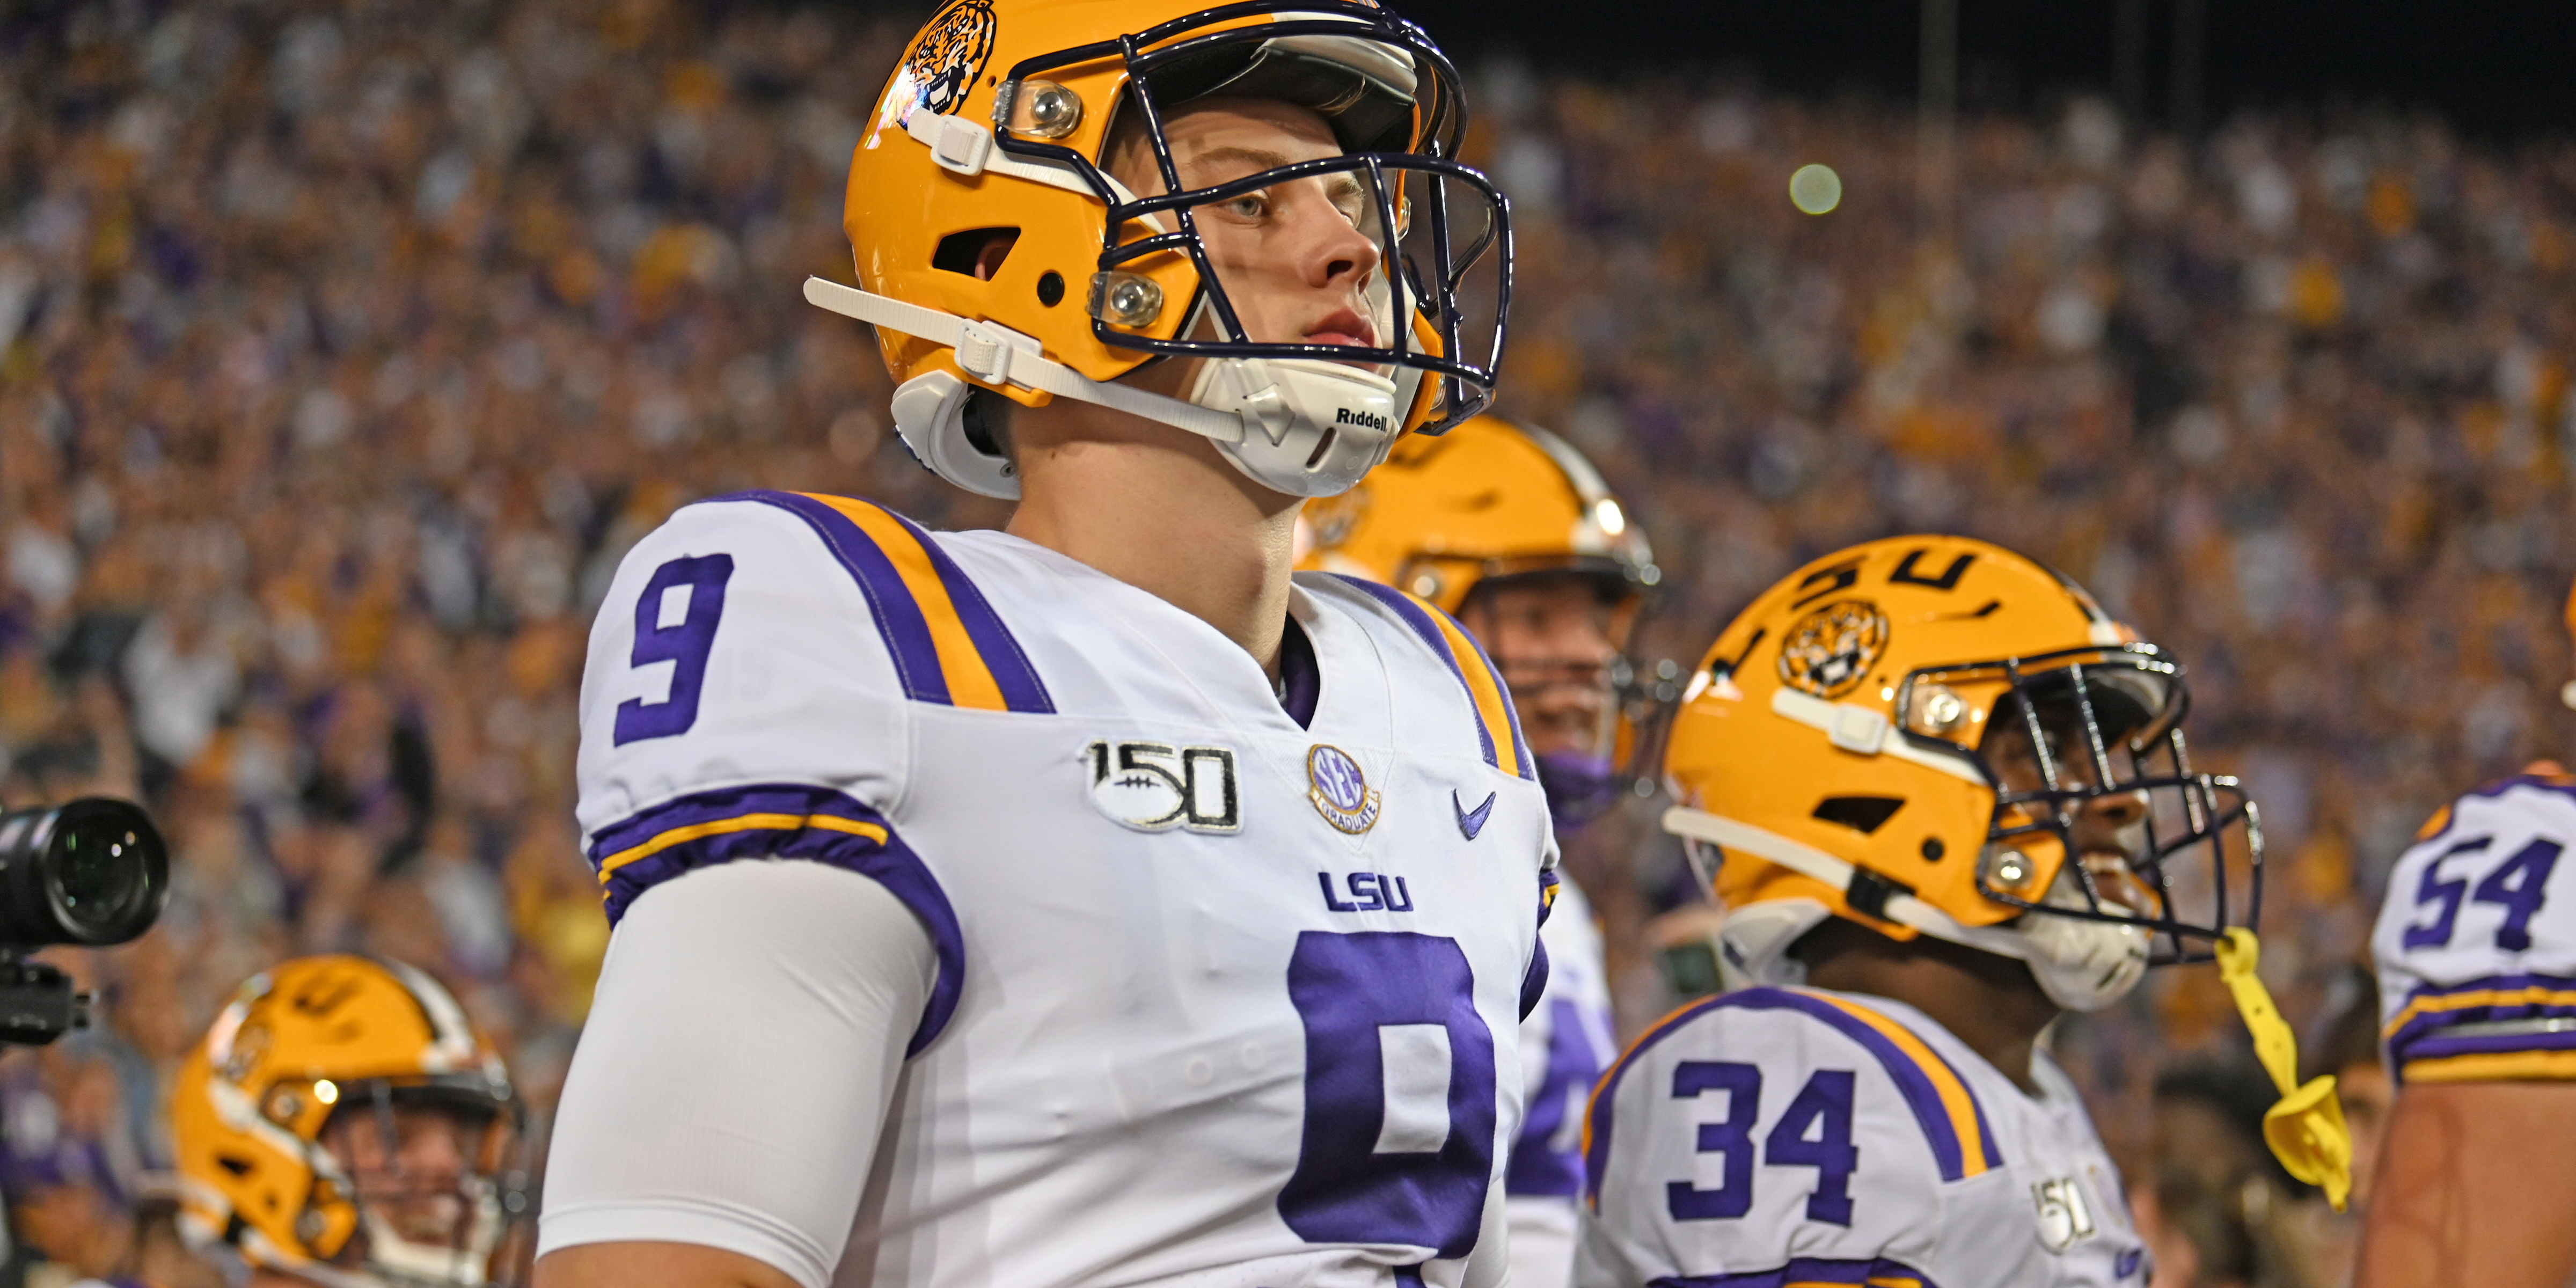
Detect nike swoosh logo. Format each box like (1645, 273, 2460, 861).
(1454, 789, 1497, 840)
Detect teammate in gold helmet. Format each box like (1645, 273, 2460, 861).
(2357, 576, 2576, 1288)
(1302, 414, 1660, 823)
(1578, 536, 2350, 1287)
(171, 956, 517, 1288)
(1300, 414, 1652, 1288)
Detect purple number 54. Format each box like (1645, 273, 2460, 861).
(614, 554, 735, 745)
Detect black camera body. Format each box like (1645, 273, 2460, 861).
(0, 798, 169, 1045)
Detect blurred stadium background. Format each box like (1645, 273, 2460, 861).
(2, 1, 2571, 1285)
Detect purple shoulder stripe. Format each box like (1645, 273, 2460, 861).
(586, 782, 965, 1056)
(874, 503, 1053, 714)
(702, 491, 1050, 713)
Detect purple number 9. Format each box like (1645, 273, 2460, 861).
(1279, 931, 1498, 1259)
(614, 554, 734, 745)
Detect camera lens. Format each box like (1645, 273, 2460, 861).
(0, 800, 167, 947)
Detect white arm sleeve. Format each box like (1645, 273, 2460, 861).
(537, 859, 936, 1288)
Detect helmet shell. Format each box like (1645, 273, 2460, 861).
(1299, 414, 1656, 613)
(1667, 535, 2139, 938)
(171, 956, 512, 1276)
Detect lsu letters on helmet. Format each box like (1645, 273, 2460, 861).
(811, 0, 1510, 499)
(1659, 535, 2263, 1013)
(1300, 415, 1663, 817)
(172, 956, 516, 1288)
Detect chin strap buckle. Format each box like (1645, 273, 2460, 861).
(1843, 868, 1914, 923)
(2215, 928, 2354, 1211)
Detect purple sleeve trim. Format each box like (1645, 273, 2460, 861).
(2387, 972, 2576, 1069)
(1519, 937, 1551, 1023)
(1644, 1257, 1943, 1287)
(587, 783, 965, 1056)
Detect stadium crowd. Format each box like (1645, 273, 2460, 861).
(1, 2, 2571, 1286)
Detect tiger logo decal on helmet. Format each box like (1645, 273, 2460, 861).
(896, 0, 998, 120)
(1776, 598, 1889, 699)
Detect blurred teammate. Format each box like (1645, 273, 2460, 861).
(1301, 415, 1658, 1288)
(170, 956, 519, 1288)
(1579, 537, 2346, 1286)
(2357, 583, 2576, 1287)
(534, 2, 1542, 1287)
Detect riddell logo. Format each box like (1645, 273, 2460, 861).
(1335, 407, 1391, 433)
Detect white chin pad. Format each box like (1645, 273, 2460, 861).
(1189, 357, 1401, 497)
(2014, 874, 2151, 1011)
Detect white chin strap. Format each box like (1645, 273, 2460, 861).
(1664, 806, 2149, 1012)
(804, 276, 1408, 500)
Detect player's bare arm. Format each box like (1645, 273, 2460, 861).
(2355, 1080, 2576, 1288)
(2360, 602, 2576, 1288)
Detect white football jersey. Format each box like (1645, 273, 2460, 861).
(571, 491, 1554, 1287)
(2372, 765, 2576, 1085)
(1506, 876, 1619, 1288)
(1575, 986, 2148, 1288)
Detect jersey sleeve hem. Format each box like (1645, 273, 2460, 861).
(1635, 1255, 1943, 1287)
(2383, 972, 2576, 1081)
(537, 1200, 834, 1288)
(586, 782, 965, 1055)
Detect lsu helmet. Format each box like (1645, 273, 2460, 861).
(1660, 535, 2263, 1013)
(1301, 415, 1663, 818)
(172, 956, 517, 1288)
(811, 0, 1510, 500)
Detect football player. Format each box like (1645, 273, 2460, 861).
(170, 956, 521, 1288)
(1300, 414, 1658, 1288)
(1578, 536, 2348, 1286)
(2355, 582, 2576, 1287)
(534, 2, 1544, 1287)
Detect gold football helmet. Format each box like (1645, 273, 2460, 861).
(172, 956, 517, 1288)
(1660, 535, 2263, 1012)
(813, 0, 1509, 499)
(1300, 414, 1663, 817)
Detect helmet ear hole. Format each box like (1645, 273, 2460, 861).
(931, 227, 1022, 279)
(1811, 796, 1904, 835)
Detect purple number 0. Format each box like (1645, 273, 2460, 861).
(1279, 931, 1498, 1258)
(614, 554, 735, 745)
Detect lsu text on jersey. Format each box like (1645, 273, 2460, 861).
(570, 492, 1553, 1286)
(1576, 986, 2147, 1287)
(2374, 763, 2576, 1085)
